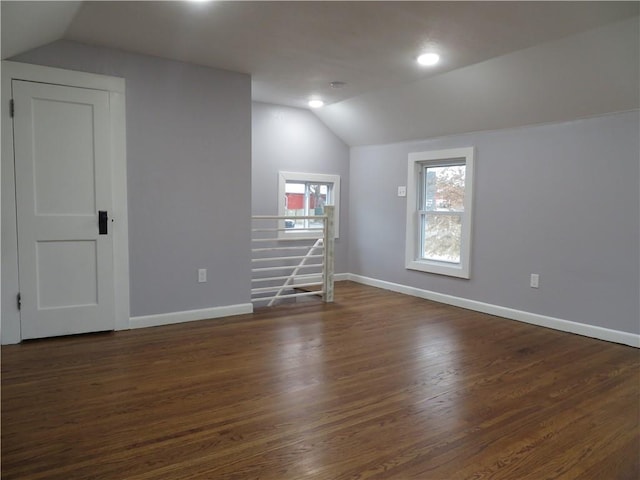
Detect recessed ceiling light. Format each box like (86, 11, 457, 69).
(308, 99, 324, 109)
(417, 53, 440, 66)
(330, 81, 346, 89)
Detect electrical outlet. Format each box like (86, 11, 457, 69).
(198, 268, 207, 283)
(530, 274, 539, 288)
(397, 186, 407, 197)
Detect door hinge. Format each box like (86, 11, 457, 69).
(17, 293, 21, 310)
(10, 99, 14, 118)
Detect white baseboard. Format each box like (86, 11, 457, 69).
(129, 275, 351, 331)
(347, 274, 640, 348)
(130, 303, 253, 330)
(128, 274, 638, 347)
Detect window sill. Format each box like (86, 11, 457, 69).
(405, 259, 470, 279)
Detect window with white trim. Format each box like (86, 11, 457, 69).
(278, 171, 340, 239)
(405, 147, 474, 278)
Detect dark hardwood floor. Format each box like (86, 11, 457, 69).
(2, 282, 638, 479)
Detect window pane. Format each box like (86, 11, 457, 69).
(285, 182, 305, 194)
(424, 165, 465, 211)
(284, 182, 306, 228)
(284, 181, 332, 230)
(308, 183, 328, 229)
(422, 214, 462, 263)
(278, 172, 341, 239)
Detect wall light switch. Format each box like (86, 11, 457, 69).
(530, 273, 539, 288)
(397, 186, 407, 197)
(198, 268, 207, 283)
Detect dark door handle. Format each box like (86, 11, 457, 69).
(99, 211, 108, 235)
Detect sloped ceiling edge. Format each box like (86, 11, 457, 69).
(314, 16, 640, 147)
(1, 1, 82, 60)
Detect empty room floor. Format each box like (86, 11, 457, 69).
(2, 282, 638, 479)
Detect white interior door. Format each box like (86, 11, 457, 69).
(13, 79, 115, 339)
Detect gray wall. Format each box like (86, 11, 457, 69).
(12, 40, 252, 317)
(349, 111, 640, 334)
(252, 102, 350, 272)
(7, 40, 637, 336)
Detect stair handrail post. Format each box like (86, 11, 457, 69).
(323, 205, 335, 303)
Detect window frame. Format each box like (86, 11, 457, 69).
(405, 147, 475, 278)
(278, 171, 340, 239)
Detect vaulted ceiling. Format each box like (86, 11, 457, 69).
(2, 1, 639, 146)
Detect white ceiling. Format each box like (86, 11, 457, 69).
(2, 1, 639, 146)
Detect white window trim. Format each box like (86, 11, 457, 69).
(405, 147, 474, 279)
(278, 171, 340, 239)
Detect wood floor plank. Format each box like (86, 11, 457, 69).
(2, 282, 638, 479)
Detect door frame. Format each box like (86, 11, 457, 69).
(1, 61, 130, 344)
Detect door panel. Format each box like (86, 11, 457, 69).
(36, 240, 98, 308)
(33, 99, 97, 215)
(13, 80, 115, 339)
